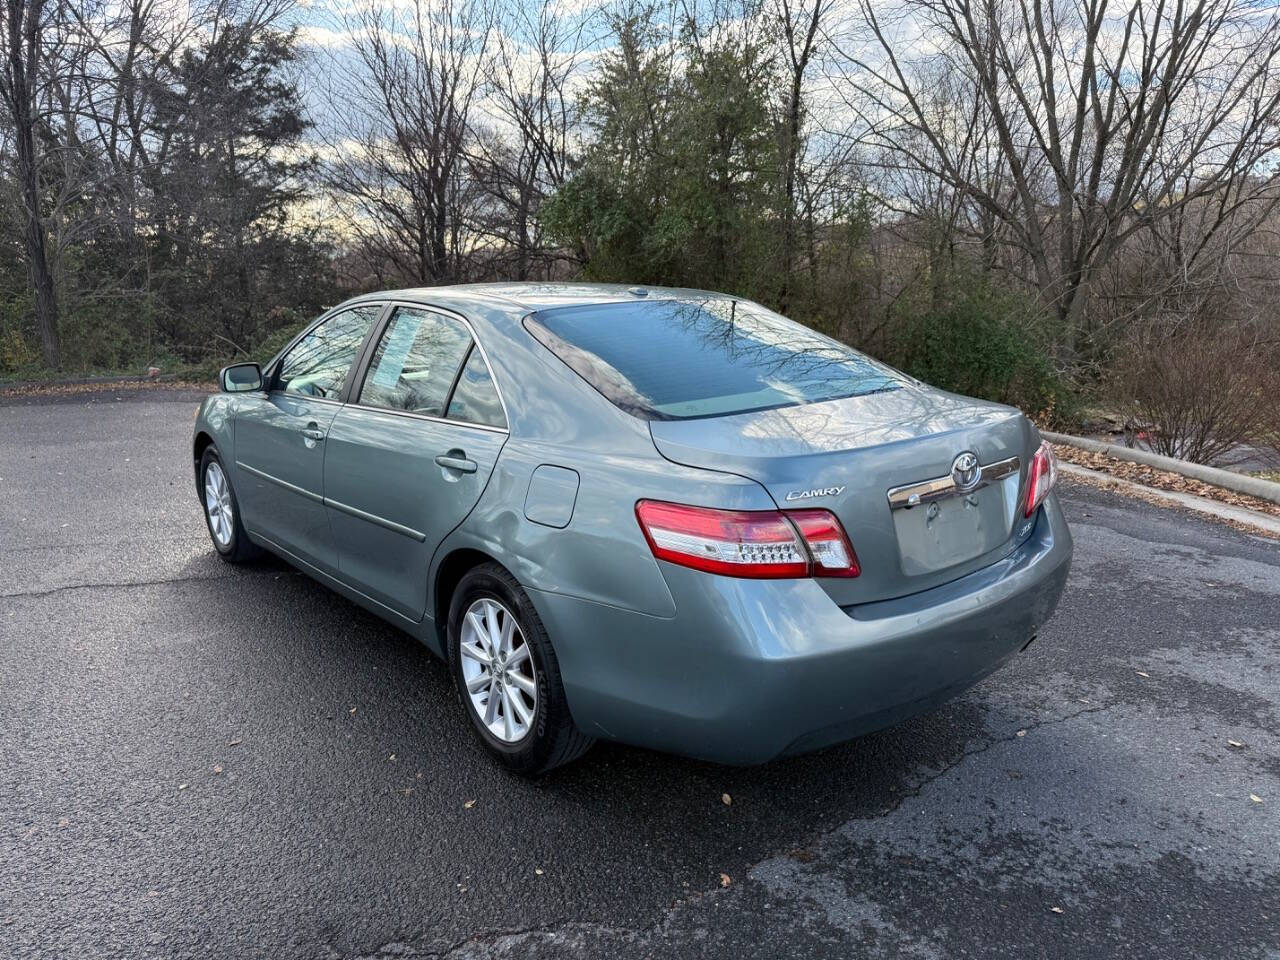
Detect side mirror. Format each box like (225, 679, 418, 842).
(220, 362, 263, 393)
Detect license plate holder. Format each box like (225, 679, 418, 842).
(892, 487, 1006, 575)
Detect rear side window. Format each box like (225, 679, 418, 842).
(276, 305, 380, 399)
(359, 307, 473, 416)
(446, 347, 506, 428)
(524, 299, 902, 420)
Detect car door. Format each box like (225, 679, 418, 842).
(322, 304, 508, 621)
(232, 304, 383, 572)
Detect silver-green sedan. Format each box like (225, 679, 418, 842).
(193, 284, 1072, 774)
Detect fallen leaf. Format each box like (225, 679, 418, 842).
(1250, 794, 1263, 803)
(721, 793, 732, 806)
(349, 707, 357, 714)
(1016, 729, 1027, 738)
(463, 799, 476, 809)
(1136, 671, 1150, 678)
(213, 765, 223, 774)
(1050, 906, 1064, 914)
(719, 873, 732, 887)
(388, 754, 397, 762)
(1228, 740, 1245, 749)
(228, 738, 242, 747)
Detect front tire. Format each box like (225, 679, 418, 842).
(199, 446, 258, 564)
(447, 563, 593, 775)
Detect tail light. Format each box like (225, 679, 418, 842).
(635, 500, 859, 579)
(1024, 440, 1059, 517)
(787, 509, 860, 577)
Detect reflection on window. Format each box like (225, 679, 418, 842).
(360, 307, 472, 417)
(277, 306, 380, 399)
(525, 298, 902, 420)
(446, 347, 506, 428)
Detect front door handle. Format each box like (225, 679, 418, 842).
(435, 452, 477, 474)
(301, 426, 326, 441)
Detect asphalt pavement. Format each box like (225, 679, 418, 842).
(1, 388, 1277, 959)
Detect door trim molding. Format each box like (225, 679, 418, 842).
(236, 461, 323, 503)
(240, 459, 428, 541)
(325, 496, 427, 542)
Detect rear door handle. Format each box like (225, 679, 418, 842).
(435, 453, 477, 474)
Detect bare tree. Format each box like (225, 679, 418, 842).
(771, 0, 826, 311)
(835, 0, 1280, 363)
(71, 0, 221, 241)
(325, 0, 493, 285)
(469, 0, 589, 279)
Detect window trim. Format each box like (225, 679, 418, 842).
(345, 300, 510, 434)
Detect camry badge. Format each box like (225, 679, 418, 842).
(950, 451, 982, 493)
(785, 486, 845, 501)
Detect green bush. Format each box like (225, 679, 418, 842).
(249, 309, 312, 365)
(888, 283, 1070, 421)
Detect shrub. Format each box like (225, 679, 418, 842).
(1110, 320, 1280, 466)
(888, 284, 1069, 421)
(250, 311, 312, 365)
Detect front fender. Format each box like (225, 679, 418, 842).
(192, 393, 238, 497)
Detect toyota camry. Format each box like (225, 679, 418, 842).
(193, 283, 1072, 774)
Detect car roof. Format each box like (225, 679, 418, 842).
(341, 282, 737, 316)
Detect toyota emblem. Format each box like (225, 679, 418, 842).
(950, 451, 982, 492)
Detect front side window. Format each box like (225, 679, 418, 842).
(525, 298, 903, 420)
(359, 307, 473, 417)
(276, 305, 381, 399)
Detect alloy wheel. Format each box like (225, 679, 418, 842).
(459, 597, 537, 743)
(204, 460, 234, 547)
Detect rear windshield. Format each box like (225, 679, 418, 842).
(524, 298, 902, 420)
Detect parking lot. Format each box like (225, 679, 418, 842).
(2, 388, 1277, 959)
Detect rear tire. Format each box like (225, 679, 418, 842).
(199, 446, 259, 564)
(447, 562, 593, 775)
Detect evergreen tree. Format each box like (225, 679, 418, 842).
(543, 10, 779, 296)
(145, 23, 334, 359)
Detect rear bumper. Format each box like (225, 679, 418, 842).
(528, 494, 1073, 764)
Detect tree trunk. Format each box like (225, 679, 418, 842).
(779, 72, 802, 312)
(5, 0, 60, 368)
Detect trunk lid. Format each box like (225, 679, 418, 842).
(649, 384, 1038, 605)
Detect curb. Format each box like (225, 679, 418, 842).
(1060, 463, 1280, 537)
(1042, 431, 1280, 507)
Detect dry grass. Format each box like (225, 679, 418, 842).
(0, 378, 214, 398)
